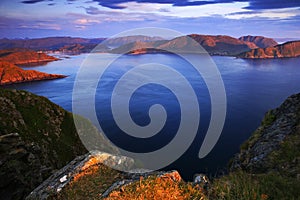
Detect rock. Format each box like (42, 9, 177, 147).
(230, 93, 300, 177)
(25, 151, 135, 200)
(193, 173, 210, 185)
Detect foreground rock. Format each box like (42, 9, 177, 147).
(26, 152, 135, 200)
(0, 61, 66, 85)
(230, 93, 300, 177)
(0, 49, 58, 65)
(26, 151, 206, 200)
(238, 41, 300, 58)
(0, 89, 117, 200)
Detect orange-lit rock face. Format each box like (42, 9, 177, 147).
(105, 170, 206, 200)
(0, 61, 65, 85)
(239, 41, 300, 58)
(0, 50, 58, 65)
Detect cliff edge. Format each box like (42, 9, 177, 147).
(0, 89, 117, 200)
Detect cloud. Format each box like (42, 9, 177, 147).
(89, 0, 300, 10)
(84, 6, 103, 15)
(21, 0, 46, 4)
(226, 7, 300, 19)
(74, 18, 101, 24)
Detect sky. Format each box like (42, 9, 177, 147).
(0, 0, 299, 39)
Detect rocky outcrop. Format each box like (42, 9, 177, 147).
(0, 89, 115, 200)
(238, 41, 300, 58)
(0, 49, 58, 65)
(239, 35, 278, 48)
(0, 61, 66, 85)
(26, 151, 193, 200)
(230, 93, 300, 177)
(26, 151, 135, 200)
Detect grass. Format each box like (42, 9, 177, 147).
(208, 171, 300, 200)
(49, 164, 125, 200)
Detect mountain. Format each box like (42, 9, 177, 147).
(0, 36, 164, 53)
(0, 37, 105, 51)
(1, 35, 281, 56)
(58, 43, 109, 54)
(239, 35, 278, 48)
(238, 41, 300, 58)
(111, 34, 277, 56)
(102, 35, 164, 47)
(0, 61, 65, 85)
(188, 34, 257, 55)
(0, 49, 58, 65)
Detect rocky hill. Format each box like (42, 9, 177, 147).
(238, 41, 300, 58)
(111, 34, 277, 56)
(0, 89, 118, 200)
(58, 43, 109, 54)
(0, 89, 87, 199)
(0, 49, 58, 65)
(0, 61, 65, 85)
(239, 35, 278, 48)
(102, 35, 164, 47)
(230, 93, 300, 176)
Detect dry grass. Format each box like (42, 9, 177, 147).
(105, 171, 207, 200)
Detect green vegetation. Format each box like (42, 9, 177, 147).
(240, 110, 276, 151)
(209, 171, 300, 200)
(261, 111, 276, 127)
(0, 89, 87, 167)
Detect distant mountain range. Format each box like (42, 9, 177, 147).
(111, 34, 278, 56)
(0, 35, 164, 51)
(1, 35, 299, 58)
